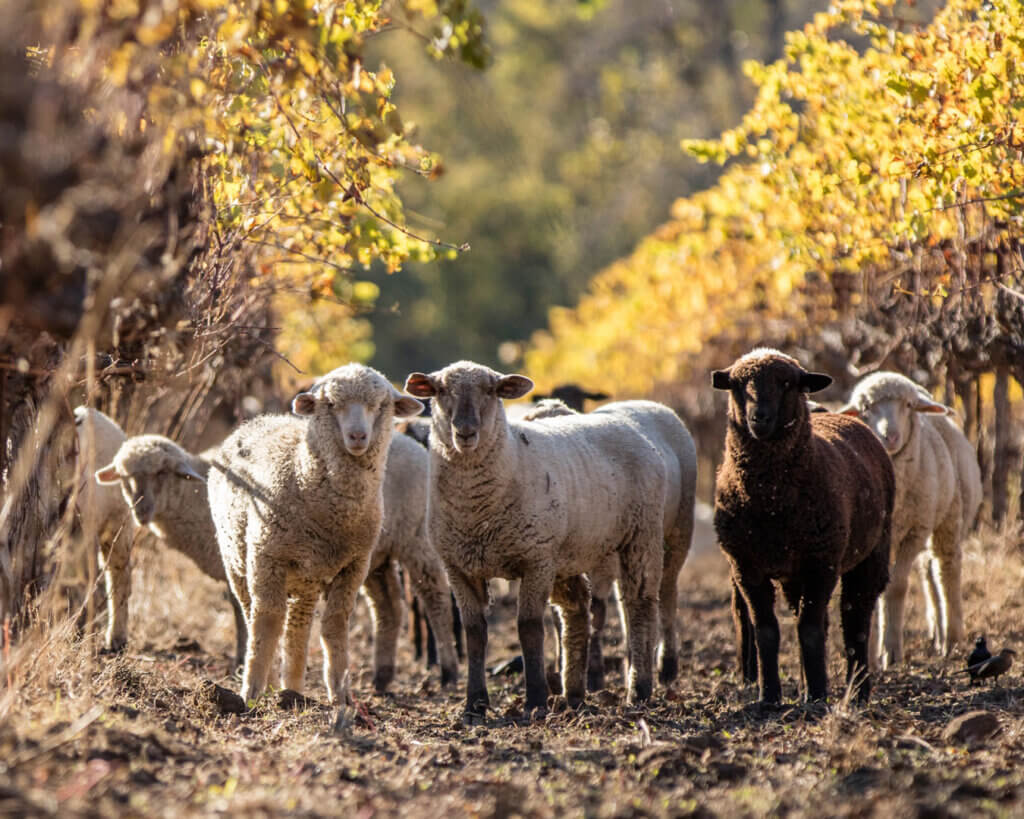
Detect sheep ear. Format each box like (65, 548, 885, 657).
(174, 461, 206, 483)
(404, 372, 437, 398)
(95, 465, 120, 485)
(496, 374, 534, 400)
(837, 405, 860, 417)
(393, 394, 425, 419)
(800, 372, 833, 393)
(913, 396, 951, 415)
(292, 392, 318, 416)
(584, 391, 610, 401)
(711, 370, 732, 390)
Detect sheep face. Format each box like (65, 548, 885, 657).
(95, 440, 205, 527)
(712, 349, 832, 441)
(294, 364, 423, 456)
(405, 361, 533, 454)
(840, 374, 949, 456)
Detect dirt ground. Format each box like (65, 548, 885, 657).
(2, 527, 1023, 818)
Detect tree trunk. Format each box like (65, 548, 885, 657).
(992, 365, 1011, 526)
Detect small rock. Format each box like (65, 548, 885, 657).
(942, 711, 1000, 747)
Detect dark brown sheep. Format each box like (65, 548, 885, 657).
(712, 349, 894, 704)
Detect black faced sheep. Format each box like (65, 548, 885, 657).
(712, 348, 895, 704)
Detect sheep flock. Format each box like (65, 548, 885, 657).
(70, 349, 990, 721)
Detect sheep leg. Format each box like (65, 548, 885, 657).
(841, 547, 888, 702)
(99, 528, 133, 653)
(320, 554, 371, 706)
(280, 590, 316, 692)
(730, 577, 757, 683)
(736, 574, 782, 704)
(587, 593, 608, 692)
(228, 591, 248, 671)
(795, 571, 837, 702)
(362, 561, 404, 693)
(918, 555, 941, 649)
(452, 593, 465, 660)
(618, 545, 661, 705)
(551, 575, 591, 708)
(658, 507, 693, 685)
(517, 571, 555, 717)
(241, 563, 287, 703)
(876, 541, 919, 669)
(930, 525, 965, 654)
(449, 570, 490, 722)
(404, 555, 459, 687)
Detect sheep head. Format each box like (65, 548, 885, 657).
(839, 371, 950, 456)
(293, 363, 423, 457)
(712, 348, 832, 442)
(95, 436, 204, 526)
(405, 361, 533, 454)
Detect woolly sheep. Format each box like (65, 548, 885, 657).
(521, 396, 698, 691)
(367, 432, 459, 691)
(405, 361, 670, 721)
(208, 364, 423, 704)
(712, 349, 895, 703)
(73, 407, 134, 652)
(840, 371, 982, 666)
(94, 434, 247, 666)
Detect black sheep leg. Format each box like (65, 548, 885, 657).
(737, 575, 782, 703)
(841, 547, 889, 702)
(731, 577, 757, 683)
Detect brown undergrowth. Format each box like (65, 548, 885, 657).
(1, 528, 1023, 817)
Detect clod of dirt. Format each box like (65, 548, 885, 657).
(942, 710, 1000, 747)
(278, 689, 320, 710)
(197, 681, 247, 715)
(171, 637, 202, 653)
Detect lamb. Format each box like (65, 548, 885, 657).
(405, 361, 671, 721)
(93, 434, 247, 666)
(840, 371, 982, 666)
(72, 406, 134, 652)
(208, 363, 423, 704)
(712, 349, 894, 703)
(366, 432, 459, 691)
(521, 396, 698, 691)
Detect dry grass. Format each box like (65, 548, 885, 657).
(1, 529, 1023, 817)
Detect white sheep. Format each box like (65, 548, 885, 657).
(366, 432, 459, 691)
(73, 406, 134, 652)
(521, 396, 698, 691)
(841, 372, 982, 666)
(208, 364, 423, 704)
(93, 434, 247, 666)
(405, 361, 671, 721)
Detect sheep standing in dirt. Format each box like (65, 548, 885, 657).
(405, 361, 670, 721)
(841, 372, 982, 666)
(523, 397, 697, 691)
(208, 364, 423, 704)
(712, 349, 894, 703)
(367, 432, 459, 691)
(94, 435, 247, 666)
(73, 407, 134, 652)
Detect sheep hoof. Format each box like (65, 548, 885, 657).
(628, 678, 653, 704)
(525, 705, 548, 723)
(462, 706, 488, 726)
(565, 691, 586, 710)
(440, 665, 459, 688)
(373, 666, 395, 693)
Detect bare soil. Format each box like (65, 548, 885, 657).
(2, 532, 1023, 817)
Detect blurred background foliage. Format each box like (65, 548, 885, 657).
(362, 0, 815, 376)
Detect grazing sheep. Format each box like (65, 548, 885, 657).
(522, 396, 698, 691)
(840, 372, 982, 666)
(94, 434, 247, 666)
(405, 361, 670, 721)
(712, 349, 894, 703)
(208, 364, 422, 704)
(73, 406, 134, 652)
(367, 432, 459, 691)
